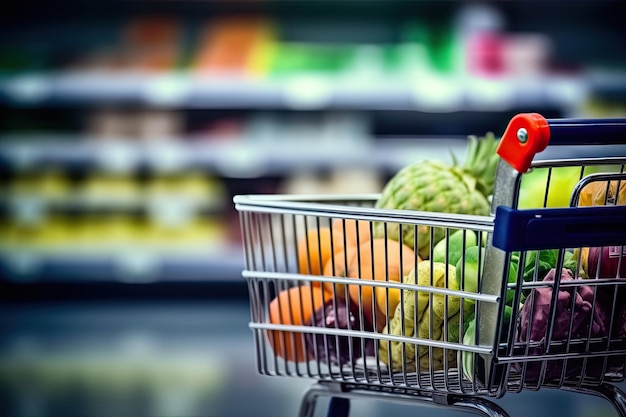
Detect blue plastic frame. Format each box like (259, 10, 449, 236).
(492, 205, 626, 252)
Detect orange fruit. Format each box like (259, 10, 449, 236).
(322, 245, 359, 296)
(267, 285, 334, 362)
(331, 219, 371, 255)
(346, 239, 418, 330)
(297, 227, 333, 276)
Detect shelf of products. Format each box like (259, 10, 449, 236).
(0, 71, 590, 112)
(1, 2, 624, 285)
(1, 7, 623, 112)
(0, 135, 469, 174)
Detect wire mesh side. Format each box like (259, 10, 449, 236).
(488, 159, 626, 393)
(237, 196, 499, 396)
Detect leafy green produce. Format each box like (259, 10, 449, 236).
(514, 249, 579, 281)
(432, 229, 478, 266)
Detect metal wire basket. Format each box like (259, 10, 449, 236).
(234, 114, 626, 417)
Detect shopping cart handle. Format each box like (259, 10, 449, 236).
(496, 113, 626, 173)
(492, 205, 626, 252)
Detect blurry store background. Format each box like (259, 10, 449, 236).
(0, 1, 625, 416)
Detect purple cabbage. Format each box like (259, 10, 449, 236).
(514, 268, 626, 383)
(306, 296, 376, 366)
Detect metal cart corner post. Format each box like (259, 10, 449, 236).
(234, 113, 626, 417)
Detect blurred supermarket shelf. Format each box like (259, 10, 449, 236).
(0, 246, 244, 283)
(3, 135, 626, 176)
(0, 135, 469, 175)
(0, 71, 594, 111)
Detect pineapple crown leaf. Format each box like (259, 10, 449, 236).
(458, 132, 501, 197)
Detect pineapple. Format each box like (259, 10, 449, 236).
(373, 133, 500, 260)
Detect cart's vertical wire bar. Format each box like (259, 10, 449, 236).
(275, 210, 306, 376)
(304, 215, 318, 379)
(279, 212, 290, 287)
(593, 179, 621, 383)
(457, 228, 468, 395)
(278, 213, 295, 377)
(457, 227, 469, 393)
(370, 219, 384, 386)
(267, 211, 290, 373)
(255, 213, 276, 376)
(267, 212, 278, 273)
(362, 232, 377, 385)
(442, 227, 451, 393)
(256, 212, 283, 376)
(566, 167, 592, 387)
(398, 223, 408, 388)
(319, 215, 333, 382)
(242, 211, 266, 376)
(543, 167, 553, 208)
(355, 223, 366, 361)
(471, 301, 480, 394)
(341, 218, 355, 383)
(441, 227, 450, 392)
(414, 223, 423, 389)
(518, 250, 535, 390)
(344, 219, 356, 380)
(378, 223, 390, 385)
(249, 212, 268, 375)
(326, 217, 341, 383)
(428, 226, 435, 390)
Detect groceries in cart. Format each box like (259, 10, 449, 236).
(239, 115, 626, 395)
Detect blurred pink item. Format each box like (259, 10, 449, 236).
(467, 31, 506, 77)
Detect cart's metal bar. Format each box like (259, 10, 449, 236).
(495, 349, 626, 363)
(236, 202, 495, 232)
(242, 270, 500, 303)
(298, 382, 511, 417)
(234, 193, 381, 203)
(570, 172, 626, 206)
(251, 322, 494, 355)
(530, 156, 626, 169)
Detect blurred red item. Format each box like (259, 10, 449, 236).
(123, 17, 181, 72)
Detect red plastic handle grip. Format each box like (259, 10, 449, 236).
(496, 113, 551, 173)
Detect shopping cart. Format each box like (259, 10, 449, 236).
(234, 113, 626, 417)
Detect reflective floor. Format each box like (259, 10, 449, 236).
(0, 300, 624, 417)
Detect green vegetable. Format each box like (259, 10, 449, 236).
(432, 229, 478, 266)
(462, 305, 513, 381)
(455, 246, 483, 294)
(456, 245, 517, 323)
(462, 318, 476, 380)
(521, 250, 558, 281)
(513, 249, 580, 303)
